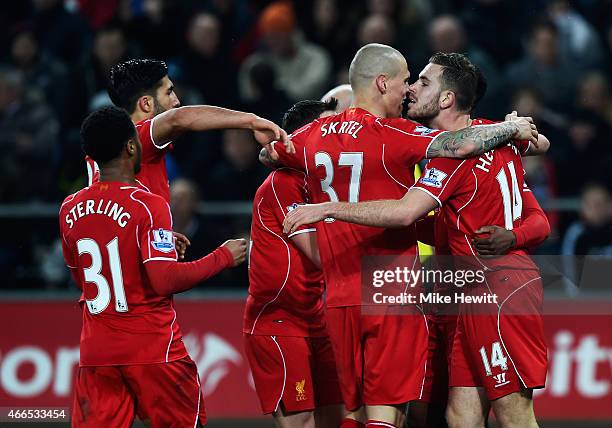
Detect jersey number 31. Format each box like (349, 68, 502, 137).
(77, 237, 128, 315)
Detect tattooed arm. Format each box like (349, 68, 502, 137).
(426, 117, 538, 158)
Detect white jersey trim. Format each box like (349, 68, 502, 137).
(288, 228, 316, 238)
(143, 256, 177, 263)
(456, 170, 478, 230)
(381, 144, 409, 190)
(271, 335, 287, 413)
(497, 275, 542, 389)
(411, 186, 442, 208)
(147, 116, 173, 149)
(249, 198, 291, 334)
(166, 302, 177, 362)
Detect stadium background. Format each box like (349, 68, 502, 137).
(0, 0, 611, 426)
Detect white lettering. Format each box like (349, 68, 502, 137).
(0, 346, 53, 397)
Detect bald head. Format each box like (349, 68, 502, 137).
(349, 43, 405, 92)
(321, 84, 353, 113)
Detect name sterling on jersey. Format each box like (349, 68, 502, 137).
(321, 121, 364, 139)
(65, 199, 131, 229)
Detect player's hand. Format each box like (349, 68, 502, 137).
(174, 232, 191, 260)
(283, 204, 327, 235)
(505, 111, 539, 147)
(251, 116, 294, 154)
(221, 238, 248, 267)
(472, 225, 516, 256)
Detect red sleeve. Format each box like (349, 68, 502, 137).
(412, 158, 471, 206)
(136, 118, 171, 163)
(136, 194, 179, 263)
(135, 192, 234, 295)
(144, 247, 233, 295)
(268, 169, 315, 238)
(85, 156, 99, 186)
(512, 185, 550, 249)
(273, 123, 311, 171)
(382, 119, 445, 165)
(513, 139, 532, 156)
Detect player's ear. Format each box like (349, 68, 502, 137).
(126, 138, 137, 155)
(375, 75, 387, 94)
(137, 95, 154, 114)
(440, 90, 454, 109)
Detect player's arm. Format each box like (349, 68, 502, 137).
(144, 239, 246, 295)
(523, 133, 550, 156)
(151, 105, 292, 151)
(259, 144, 281, 168)
(473, 190, 550, 255)
(283, 188, 438, 234)
(290, 232, 321, 268)
(425, 116, 538, 159)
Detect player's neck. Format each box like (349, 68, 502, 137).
(131, 110, 154, 124)
(431, 110, 472, 131)
(98, 162, 136, 185)
(353, 95, 388, 118)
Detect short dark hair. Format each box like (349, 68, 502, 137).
(108, 59, 167, 113)
(282, 98, 339, 133)
(81, 106, 136, 165)
(429, 52, 480, 113)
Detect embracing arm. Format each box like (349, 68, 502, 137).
(426, 119, 538, 158)
(524, 134, 550, 156)
(283, 188, 439, 234)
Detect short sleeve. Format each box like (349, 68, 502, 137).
(268, 169, 316, 238)
(136, 193, 178, 263)
(381, 119, 445, 165)
(273, 123, 311, 171)
(513, 139, 531, 155)
(137, 118, 171, 163)
(85, 156, 99, 186)
(412, 158, 470, 207)
(60, 231, 77, 269)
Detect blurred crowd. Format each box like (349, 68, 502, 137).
(1, 0, 611, 289)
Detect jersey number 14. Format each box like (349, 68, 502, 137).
(496, 161, 523, 230)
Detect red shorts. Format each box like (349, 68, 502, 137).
(449, 269, 548, 400)
(244, 334, 343, 414)
(326, 305, 428, 411)
(420, 313, 457, 404)
(72, 356, 206, 427)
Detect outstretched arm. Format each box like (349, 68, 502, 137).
(426, 116, 538, 159)
(283, 188, 438, 234)
(152, 105, 292, 151)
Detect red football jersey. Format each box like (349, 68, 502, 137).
(85, 117, 172, 202)
(413, 120, 536, 270)
(59, 181, 187, 366)
(245, 168, 326, 336)
(275, 108, 445, 307)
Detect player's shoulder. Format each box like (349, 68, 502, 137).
(60, 186, 89, 211)
(381, 118, 440, 137)
(426, 156, 469, 173)
(472, 117, 498, 126)
(127, 187, 170, 216)
(260, 167, 307, 197)
(134, 117, 152, 129)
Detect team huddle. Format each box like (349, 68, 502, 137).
(60, 43, 550, 428)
